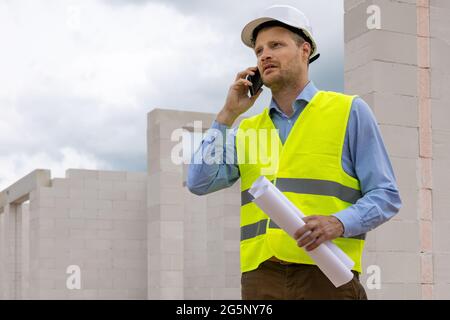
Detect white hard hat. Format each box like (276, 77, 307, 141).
(241, 5, 320, 63)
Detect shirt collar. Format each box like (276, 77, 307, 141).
(269, 80, 319, 115)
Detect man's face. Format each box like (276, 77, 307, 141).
(254, 26, 309, 90)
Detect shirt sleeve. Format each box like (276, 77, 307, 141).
(186, 120, 240, 195)
(333, 97, 402, 238)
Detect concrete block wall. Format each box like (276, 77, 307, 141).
(0, 169, 147, 299)
(0, 169, 52, 299)
(0, 204, 17, 299)
(204, 185, 241, 299)
(345, 0, 450, 299)
(147, 109, 241, 299)
(430, 0, 450, 299)
(1, 109, 242, 300)
(19, 203, 30, 299)
(345, 0, 422, 299)
(0, 202, 32, 300)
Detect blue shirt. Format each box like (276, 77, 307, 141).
(187, 81, 402, 238)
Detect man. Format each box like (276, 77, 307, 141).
(187, 5, 401, 300)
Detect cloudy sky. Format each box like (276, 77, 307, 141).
(0, 0, 344, 190)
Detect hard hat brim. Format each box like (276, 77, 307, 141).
(241, 17, 275, 48)
(241, 17, 319, 61)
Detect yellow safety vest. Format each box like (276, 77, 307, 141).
(236, 90, 365, 274)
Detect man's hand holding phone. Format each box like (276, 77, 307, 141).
(216, 66, 263, 127)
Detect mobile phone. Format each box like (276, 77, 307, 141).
(247, 69, 263, 96)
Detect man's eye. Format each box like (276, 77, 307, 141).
(273, 42, 281, 47)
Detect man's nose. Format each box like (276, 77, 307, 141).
(260, 50, 273, 63)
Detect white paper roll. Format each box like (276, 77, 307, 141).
(249, 176, 355, 287)
(258, 178, 355, 271)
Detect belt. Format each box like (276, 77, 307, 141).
(267, 256, 360, 279)
(268, 256, 297, 265)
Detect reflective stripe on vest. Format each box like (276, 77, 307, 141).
(241, 177, 362, 206)
(240, 218, 366, 241)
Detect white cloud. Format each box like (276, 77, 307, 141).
(0, 147, 109, 190)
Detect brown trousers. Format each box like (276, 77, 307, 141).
(241, 260, 368, 300)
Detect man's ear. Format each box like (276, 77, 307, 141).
(302, 42, 312, 60)
(300, 42, 311, 65)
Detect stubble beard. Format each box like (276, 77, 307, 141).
(263, 69, 296, 94)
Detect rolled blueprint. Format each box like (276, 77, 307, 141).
(249, 176, 355, 287)
(254, 177, 355, 270)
